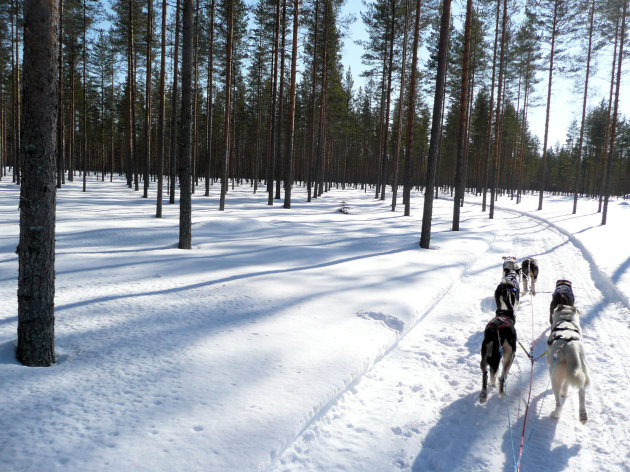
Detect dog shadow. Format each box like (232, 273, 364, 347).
(501, 391, 580, 472)
(411, 392, 493, 471)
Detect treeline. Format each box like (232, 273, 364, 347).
(7, 0, 630, 367)
(0, 0, 628, 208)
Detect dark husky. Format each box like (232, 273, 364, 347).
(547, 305, 589, 423)
(495, 269, 520, 314)
(549, 279, 574, 324)
(521, 258, 539, 294)
(479, 310, 517, 404)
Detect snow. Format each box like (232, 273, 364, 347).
(1, 175, 629, 472)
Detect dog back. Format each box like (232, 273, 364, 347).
(548, 306, 588, 388)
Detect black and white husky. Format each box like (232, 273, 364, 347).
(479, 311, 517, 404)
(495, 269, 520, 314)
(521, 258, 539, 294)
(502, 256, 520, 279)
(549, 279, 575, 324)
(547, 305, 589, 423)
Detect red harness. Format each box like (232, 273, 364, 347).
(486, 315, 513, 331)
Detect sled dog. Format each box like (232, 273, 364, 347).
(502, 256, 520, 280)
(521, 258, 539, 294)
(549, 279, 575, 324)
(479, 311, 517, 404)
(547, 305, 589, 423)
(495, 269, 520, 314)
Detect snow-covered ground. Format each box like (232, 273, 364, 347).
(1, 174, 629, 471)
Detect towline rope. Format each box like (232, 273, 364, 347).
(514, 296, 537, 471)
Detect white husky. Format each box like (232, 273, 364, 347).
(547, 305, 590, 423)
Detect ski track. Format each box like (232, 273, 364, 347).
(273, 207, 630, 472)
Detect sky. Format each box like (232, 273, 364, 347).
(338, 0, 629, 150)
(2, 172, 630, 471)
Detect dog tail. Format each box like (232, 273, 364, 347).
(565, 343, 589, 388)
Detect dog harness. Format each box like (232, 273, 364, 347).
(504, 273, 520, 301)
(486, 315, 514, 331)
(554, 283, 574, 304)
(547, 320, 581, 345)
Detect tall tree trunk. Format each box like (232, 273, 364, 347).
(283, 0, 299, 209)
(156, 0, 167, 217)
(219, 0, 234, 211)
(602, 0, 627, 225)
(307, 0, 319, 202)
(572, 0, 595, 214)
(144, 0, 153, 198)
(391, 0, 409, 212)
(380, 0, 397, 202)
(516, 61, 530, 204)
(17, 0, 59, 367)
(315, 0, 330, 198)
(489, 0, 507, 219)
(403, 0, 422, 216)
(69, 61, 75, 182)
(169, 0, 181, 204)
(82, 0, 87, 193)
(12, 0, 21, 185)
(57, 0, 64, 188)
(126, 0, 135, 188)
(481, 0, 500, 212)
(276, 0, 288, 200)
(598, 17, 619, 213)
(178, 0, 193, 248)
(205, 0, 215, 197)
(452, 0, 473, 230)
(420, 0, 451, 249)
(538, 0, 559, 211)
(267, 0, 281, 205)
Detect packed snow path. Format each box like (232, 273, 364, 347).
(274, 205, 630, 471)
(1, 175, 630, 472)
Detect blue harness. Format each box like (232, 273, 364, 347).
(554, 284, 574, 304)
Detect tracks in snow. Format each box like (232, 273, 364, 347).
(271, 206, 630, 472)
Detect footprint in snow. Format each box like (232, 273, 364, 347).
(357, 311, 404, 332)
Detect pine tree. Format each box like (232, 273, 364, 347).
(17, 0, 59, 367)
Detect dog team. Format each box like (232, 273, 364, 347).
(478, 256, 589, 424)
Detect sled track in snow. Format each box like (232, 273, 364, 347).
(265, 231, 499, 470)
(463, 198, 630, 311)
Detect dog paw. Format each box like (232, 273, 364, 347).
(580, 411, 588, 424)
(550, 409, 561, 419)
(479, 392, 487, 404)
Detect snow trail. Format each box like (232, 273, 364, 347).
(273, 207, 630, 472)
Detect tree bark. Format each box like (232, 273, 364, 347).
(156, 0, 167, 217)
(489, 0, 507, 219)
(57, 0, 64, 189)
(169, 0, 181, 204)
(572, 0, 595, 214)
(204, 0, 215, 197)
(538, 0, 559, 211)
(219, 0, 234, 211)
(178, 0, 193, 248)
(420, 0, 451, 249)
(403, 0, 422, 216)
(17, 0, 59, 367)
(391, 0, 409, 212)
(144, 0, 153, 198)
(481, 0, 500, 212)
(283, 0, 299, 209)
(602, 0, 627, 225)
(452, 0, 473, 230)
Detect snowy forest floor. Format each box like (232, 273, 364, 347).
(1, 174, 629, 471)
